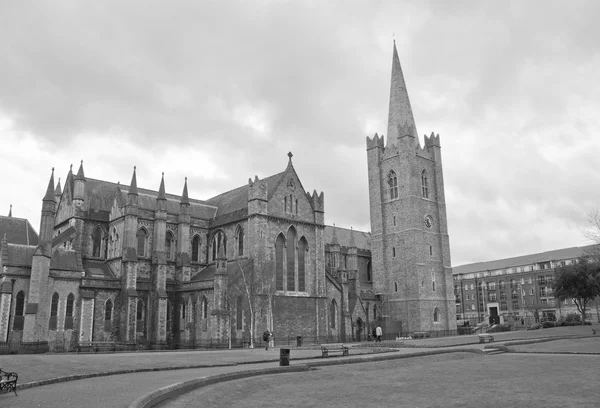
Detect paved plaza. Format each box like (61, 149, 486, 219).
(0, 325, 598, 408)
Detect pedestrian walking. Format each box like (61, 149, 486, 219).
(376, 325, 382, 342)
(263, 330, 272, 350)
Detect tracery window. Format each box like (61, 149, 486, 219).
(49, 293, 59, 330)
(137, 228, 148, 257)
(65, 293, 74, 330)
(92, 227, 102, 258)
(13, 291, 25, 330)
(388, 170, 398, 199)
(166, 231, 174, 261)
(191, 235, 201, 262)
(421, 170, 429, 199)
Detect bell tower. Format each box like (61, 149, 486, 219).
(366, 42, 456, 332)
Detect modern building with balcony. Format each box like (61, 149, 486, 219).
(452, 244, 600, 327)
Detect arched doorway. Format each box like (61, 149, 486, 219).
(356, 318, 363, 342)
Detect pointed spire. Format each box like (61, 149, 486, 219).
(180, 177, 190, 205)
(349, 226, 356, 248)
(331, 223, 340, 246)
(75, 160, 85, 180)
(54, 178, 62, 195)
(8, 204, 12, 217)
(157, 172, 166, 200)
(129, 166, 138, 195)
(43, 168, 56, 201)
(387, 41, 418, 143)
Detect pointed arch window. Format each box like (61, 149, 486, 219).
(236, 296, 243, 330)
(137, 299, 146, 332)
(92, 227, 102, 258)
(105, 299, 113, 331)
(192, 235, 201, 263)
(237, 226, 244, 257)
(166, 231, 174, 261)
(275, 234, 285, 290)
(421, 170, 429, 199)
(432, 271, 436, 292)
(433, 307, 440, 323)
(366, 261, 372, 282)
(331, 299, 337, 328)
(13, 291, 25, 330)
(286, 227, 297, 291)
(65, 293, 74, 330)
(49, 293, 59, 330)
(297, 237, 307, 292)
(137, 228, 148, 257)
(211, 231, 226, 261)
(284, 196, 287, 213)
(388, 170, 398, 199)
(201, 296, 208, 319)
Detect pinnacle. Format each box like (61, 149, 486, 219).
(8, 204, 12, 217)
(157, 172, 166, 200)
(75, 160, 85, 180)
(54, 177, 62, 195)
(181, 177, 190, 205)
(43, 168, 56, 201)
(129, 166, 138, 195)
(331, 223, 340, 246)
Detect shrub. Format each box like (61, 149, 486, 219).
(529, 323, 542, 330)
(541, 321, 555, 328)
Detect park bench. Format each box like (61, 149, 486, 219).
(412, 331, 430, 339)
(321, 343, 349, 358)
(0, 368, 18, 396)
(477, 334, 494, 343)
(77, 341, 117, 353)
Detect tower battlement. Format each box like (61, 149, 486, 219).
(366, 133, 385, 150)
(424, 132, 441, 148)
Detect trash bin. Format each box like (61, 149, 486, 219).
(279, 348, 290, 366)
(296, 336, 302, 347)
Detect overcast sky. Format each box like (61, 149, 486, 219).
(1, 0, 599, 267)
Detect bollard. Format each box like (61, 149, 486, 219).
(279, 348, 290, 366)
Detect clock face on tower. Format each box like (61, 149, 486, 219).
(424, 215, 433, 229)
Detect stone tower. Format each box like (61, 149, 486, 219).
(366, 42, 456, 332)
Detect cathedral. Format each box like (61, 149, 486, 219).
(0, 43, 456, 351)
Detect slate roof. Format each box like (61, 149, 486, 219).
(205, 172, 285, 219)
(83, 260, 115, 278)
(324, 225, 371, 251)
(452, 244, 600, 275)
(0, 215, 39, 245)
(190, 258, 253, 282)
(85, 178, 218, 220)
(50, 248, 80, 271)
(4, 244, 36, 267)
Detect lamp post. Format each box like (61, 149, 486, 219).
(518, 284, 525, 326)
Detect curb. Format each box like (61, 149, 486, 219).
(128, 348, 485, 408)
(128, 365, 312, 408)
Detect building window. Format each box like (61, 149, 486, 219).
(433, 307, 439, 323)
(366, 261, 372, 282)
(529, 288, 534, 296)
(392, 247, 396, 258)
(165, 231, 174, 261)
(275, 233, 285, 290)
(137, 228, 147, 257)
(105, 299, 113, 331)
(137, 299, 145, 332)
(393, 216, 396, 226)
(394, 282, 398, 292)
(92, 227, 102, 258)
(49, 293, 59, 330)
(286, 227, 297, 291)
(512, 300, 520, 309)
(500, 302, 507, 311)
(191, 235, 201, 262)
(211, 231, 226, 261)
(331, 299, 337, 328)
(388, 170, 398, 199)
(429, 245, 433, 256)
(65, 293, 74, 330)
(236, 296, 243, 330)
(298, 237, 307, 292)
(201, 297, 208, 319)
(499, 281, 505, 290)
(421, 170, 429, 198)
(470, 283, 474, 290)
(295, 199, 299, 215)
(237, 226, 244, 257)
(488, 293, 497, 302)
(432, 272, 436, 292)
(284, 196, 287, 213)
(13, 291, 25, 330)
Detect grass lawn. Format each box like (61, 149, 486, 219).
(509, 336, 600, 353)
(165, 352, 600, 408)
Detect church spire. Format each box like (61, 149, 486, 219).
(180, 177, 190, 205)
(387, 41, 418, 143)
(8, 204, 12, 217)
(129, 166, 138, 196)
(331, 223, 340, 246)
(157, 172, 166, 201)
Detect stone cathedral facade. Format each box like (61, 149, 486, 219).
(0, 43, 456, 350)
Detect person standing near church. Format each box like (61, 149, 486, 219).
(263, 330, 272, 350)
(376, 325, 382, 342)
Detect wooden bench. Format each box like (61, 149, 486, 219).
(0, 368, 18, 396)
(478, 334, 495, 343)
(77, 341, 117, 353)
(321, 343, 349, 358)
(412, 331, 430, 339)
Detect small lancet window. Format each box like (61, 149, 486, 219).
(92, 228, 102, 258)
(421, 170, 429, 199)
(388, 170, 398, 199)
